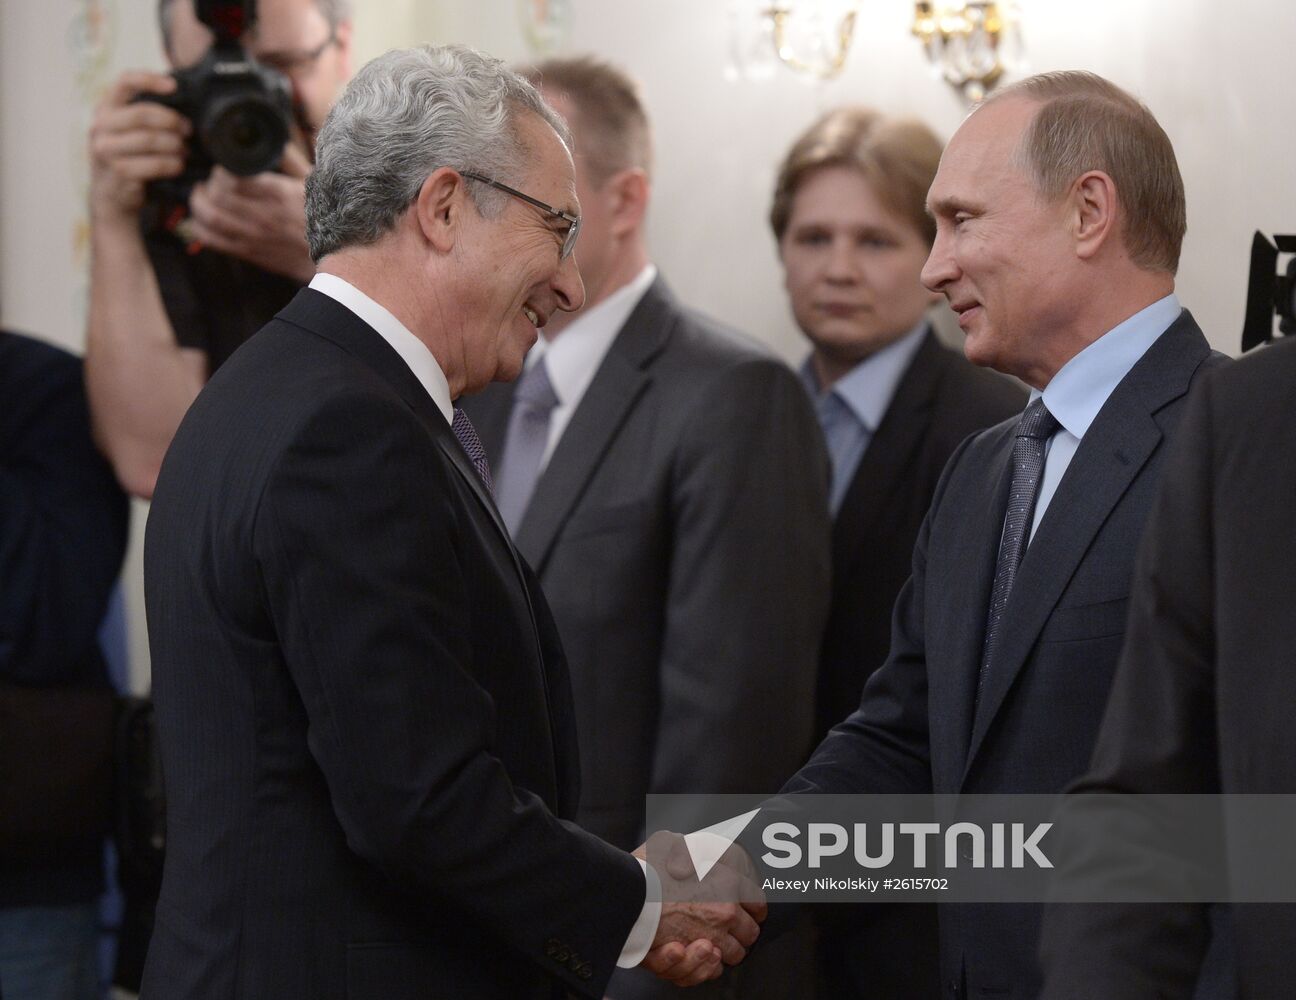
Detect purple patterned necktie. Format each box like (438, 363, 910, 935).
(451, 407, 495, 498)
(976, 398, 1060, 709)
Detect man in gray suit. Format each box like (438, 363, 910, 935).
(773, 71, 1228, 999)
(461, 56, 830, 998)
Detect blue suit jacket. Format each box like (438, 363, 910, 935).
(782, 310, 1224, 998)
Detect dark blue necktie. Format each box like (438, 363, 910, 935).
(977, 398, 1060, 707)
(451, 407, 494, 498)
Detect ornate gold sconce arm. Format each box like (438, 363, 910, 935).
(911, 1, 1023, 102)
(764, 4, 859, 80)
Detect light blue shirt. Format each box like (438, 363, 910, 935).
(1029, 293, 1182, 540)
(801, 323, 928, 516)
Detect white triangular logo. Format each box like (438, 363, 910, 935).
(684, 808, 762, 880)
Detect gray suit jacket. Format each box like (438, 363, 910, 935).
(464, 277, 832, 851)
(782, 310, 1224, 999)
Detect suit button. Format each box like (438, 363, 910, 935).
(556, 948, 571, 963)
(545, 938, 562, 958)
(578, 965, 593, 980)
(949, 979, 962, 999)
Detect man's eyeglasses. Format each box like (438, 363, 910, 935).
(257, 31, 337, 77)
(461, 171, 581, 261)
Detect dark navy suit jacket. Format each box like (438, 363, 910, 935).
(782, 311, 1223, 999)
(142, 290, 644, 1000)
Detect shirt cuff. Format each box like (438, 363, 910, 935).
(616, 858, 662, 968)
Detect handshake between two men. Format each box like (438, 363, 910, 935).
(636, 831, 767, 987)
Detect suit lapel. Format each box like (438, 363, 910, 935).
(961, 312, 1212, 780)
(435, 437, 514, 542)
(278, 289, 564, 794)
(278, 289, 519, 554)
(514, 278, 675, 570)
(933, 426, 1015, 786)
(832, 330, 943, 578)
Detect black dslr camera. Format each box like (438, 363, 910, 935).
(1241, 232, 1296, 352)
(142, 0, 292, 190)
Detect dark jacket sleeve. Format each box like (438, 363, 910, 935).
(0, 333, 128, 683)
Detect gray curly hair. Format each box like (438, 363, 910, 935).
(304, 44, 571, 262)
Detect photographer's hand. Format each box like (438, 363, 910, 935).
(89, 70, 190, 226)
(188, 142, 315, 283)
(85, 70, 208, 500)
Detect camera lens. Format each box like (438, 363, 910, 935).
(201, 93, 289, 176)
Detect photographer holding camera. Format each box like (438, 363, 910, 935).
(85, 0, 352, 499)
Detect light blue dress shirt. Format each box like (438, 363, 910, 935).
(800, 322, 928, 516)
(1029, 293, 1182, 540)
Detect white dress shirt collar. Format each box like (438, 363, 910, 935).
(309, 272, 454, 424)
(1036, 293, 1181, 440)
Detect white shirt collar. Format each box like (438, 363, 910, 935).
(1037, 293, 1181, 440)
(529, 264, 658, 408)
(309, 272, 454, 424)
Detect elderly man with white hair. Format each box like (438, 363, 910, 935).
(140, 44, 761, 1000)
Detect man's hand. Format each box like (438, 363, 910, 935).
(187, 142, 315, 282)
(89, 70, 190, 225)
(635, 832, 767, 986)
(641, 939, 726, 988)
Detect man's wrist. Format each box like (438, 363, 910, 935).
(89, 200, 144, 238)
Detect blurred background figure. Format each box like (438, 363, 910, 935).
(0, 329, 129, 1000)
(770, 107, 1024, 998)
(462, 55, 831, 1000)
(1041, 335, 1296, 1000)
(84, 0, 353, 499)
(76, 3, 354, 984)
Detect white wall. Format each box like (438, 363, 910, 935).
(439, 0, 1296, 360)
(3, 0, 1294, 689)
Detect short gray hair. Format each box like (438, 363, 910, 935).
(158, 0, 353, 53)
(983, 71, 1185, 274)
(305, 44, 570, 262)
(522, 56, 653, 184)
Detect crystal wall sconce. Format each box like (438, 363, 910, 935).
(518, 0, 573, 56)
(727, 1, 861, 82)
(911, 1, 1025, 101)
